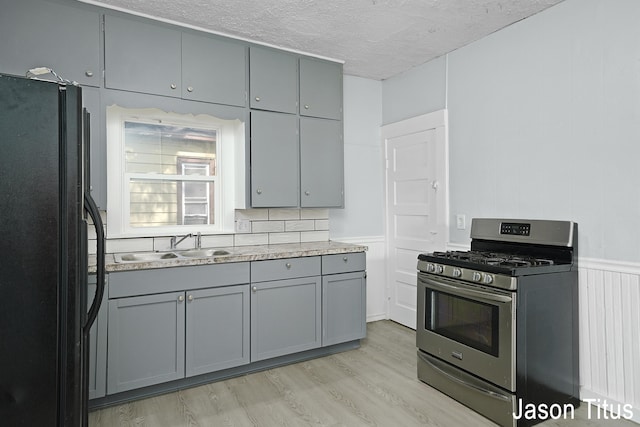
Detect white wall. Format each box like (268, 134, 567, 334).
(331, 75, 386, 321)
(381, 55, 447, 125)
(447, 0, 640, 262)
(381, 0, 640, 420)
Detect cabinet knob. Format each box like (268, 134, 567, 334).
(252, 286, 257, 293)
(343, 256, 348, 263)
(178, 295, 184, 302)
(170, 83, 177, 89)
(304, 191, 310, 196)
(85, 70, 94, 77)
(255, 96, 261, 102)
(187, 86, 194, 92)
(188, 294, 194, 302)
(256, 189, 262, 195)
(285, 262, 292, 269)
(304, 105, 309, 109)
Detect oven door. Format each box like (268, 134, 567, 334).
(417, 272, 516, 391)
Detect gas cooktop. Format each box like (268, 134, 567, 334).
(417, 250, 573, 276)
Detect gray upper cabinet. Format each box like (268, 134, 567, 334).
(181, 32, 247, 106)
(0, 0, 100, 87)
(249, 46, 298, 114)
(300, 117, 344, 207)
(104, 14, 248, 106)
(250, 111, 299, 207)
(104, 14, 182, 97)
(185, 285, 250, 377)
(299, 58, 343, 120)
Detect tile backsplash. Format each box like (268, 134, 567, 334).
(88, 208, 330, 255)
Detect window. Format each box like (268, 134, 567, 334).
(107, 106, 244, 238)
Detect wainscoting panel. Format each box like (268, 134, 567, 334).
(579, 258, 640, 424)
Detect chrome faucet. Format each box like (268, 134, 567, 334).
(195, 232, 202, 249)
(170, 233, 193, 249)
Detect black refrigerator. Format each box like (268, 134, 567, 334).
(0, 74, 105, 426)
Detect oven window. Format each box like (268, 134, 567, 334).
(427, 290, 499, 357)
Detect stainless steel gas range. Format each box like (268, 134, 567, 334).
(416, 218, 580, 427)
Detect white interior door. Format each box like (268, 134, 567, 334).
(383, 110, 448, 329)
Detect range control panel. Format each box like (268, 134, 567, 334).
(500, 222, 531, 236)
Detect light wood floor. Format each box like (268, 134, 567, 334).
(89, 320, 635, 427)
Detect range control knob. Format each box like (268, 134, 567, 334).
(452, 268, 462, 278)
(427, 264, 436, 273)
(435, 265, 444, 274)
(472, 271, 482, 282)
(483, 274, 494, 284)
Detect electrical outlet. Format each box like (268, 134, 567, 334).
(236, 219, 251, 233)
(456, 214, 466, 230)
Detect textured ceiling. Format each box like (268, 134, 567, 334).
(81, 0, 564, 80)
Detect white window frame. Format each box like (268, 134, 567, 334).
(107, 106, 244, 238)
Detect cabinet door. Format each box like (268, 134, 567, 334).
(87, 276, 108, 400)
(185, 285, 250, 377)
(0, 0, 100, 87)
(299, 58, 342, 120)
(300, 117, 344, 207)
(249, 46, 298, 114)
(82, 87, 106, 209)
(322, 272, 366, 346)
(104, 14, 181, 97)
(182, 32, 247, 106)
(251, 277, 322, 362)
(107, 292, 185, 394)
(250, 111, 299, 207)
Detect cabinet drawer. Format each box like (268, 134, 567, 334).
(322, 252, 366, 275)
(109, 262, 250, 298)
(251, 256, 321, 282)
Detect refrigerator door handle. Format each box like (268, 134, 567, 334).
(84, 193, 105, 331)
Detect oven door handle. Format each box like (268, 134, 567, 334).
(421, 276, 512, 303)
(418, 352, 511, 402)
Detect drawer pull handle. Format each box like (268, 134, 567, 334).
(285, 262, 292, 269)
(343, 256, 348, 262)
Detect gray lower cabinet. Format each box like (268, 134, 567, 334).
(299, 57, 343, 120)
(107, 291, 186, 394)
(322, 253, 367, 346)
(0, 0, 101, 87)
(88, 275, 108, 400)
(185, 285, 250, 377)
(300, 117, 344, 207)
(105, 263, 251, 394)
(250, 257, 322, 361)
(250, 110, 299, 207)
(322, 272, 366, 346)
(107, 284, 251, 394)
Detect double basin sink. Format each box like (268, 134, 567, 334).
(114, 248, 231, 263)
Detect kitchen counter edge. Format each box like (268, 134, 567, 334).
(88, 241, 368, 274)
